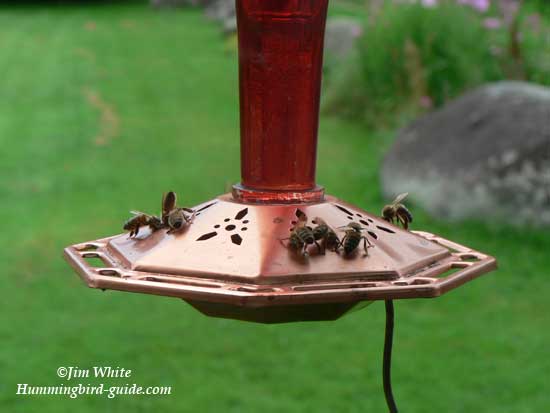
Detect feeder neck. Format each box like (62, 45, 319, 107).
(234, 0, 329, 203)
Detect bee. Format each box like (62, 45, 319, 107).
(281, 210, 322, 256)
(311, 217, 340, 254)
(123, 211, 164, 238)
(339, 222, 373, 256)
(381, 192, 413, 230)
(162, 191, 195, 234)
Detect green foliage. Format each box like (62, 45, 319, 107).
(522, 31, 550, 85)
(528, 0, 550, 13)
(323, 1, 549, 126)
(1, 2, 549, 413)
(518, 5, 550, 85)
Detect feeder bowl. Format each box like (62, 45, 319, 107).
(64, 0, 496, 323)
(65, 193, 495, 323)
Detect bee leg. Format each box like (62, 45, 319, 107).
(398, 215, 409, 230)
(366, 235, 374, 248)
(332, 237, 341, 253)
(315, 240, 324, 255)
(337, 236, 346, 255)
(168, 226, 181, 234)
(362, 237, 368, 256)
(279, 238, 289, 248)
(362, 236, 373, 256)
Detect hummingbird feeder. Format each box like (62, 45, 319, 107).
(64, 1, 497, 411)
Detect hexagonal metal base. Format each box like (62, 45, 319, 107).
(64, 194, 496, 323)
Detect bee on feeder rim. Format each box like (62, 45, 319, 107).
(124, 212, 164, 238)
(162, 191, 195, 234)
(339, 222, 373, 256)
(381, 192, 413, 230)
(311, 217, 340, 254)
(281, 209, 322, 256)
(123, 191, 195, 238)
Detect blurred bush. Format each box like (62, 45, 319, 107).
(323, 0, 550, 127)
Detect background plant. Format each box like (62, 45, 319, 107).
(324, 0, 550, 126)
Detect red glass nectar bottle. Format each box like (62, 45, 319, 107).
(233, 0, 329, 203)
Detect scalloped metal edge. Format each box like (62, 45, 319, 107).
(63, 230, 497, 307)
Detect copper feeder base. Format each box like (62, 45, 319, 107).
(64, 194, 496, 323)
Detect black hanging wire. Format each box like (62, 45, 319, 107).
(383, 300, 398, 413)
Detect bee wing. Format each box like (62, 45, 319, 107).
(130, 210, 149, 216)
(295, 208, 307, 222)
(392, 192, 409, 205)
(162, 191, 177, 218)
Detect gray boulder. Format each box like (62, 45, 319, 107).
(381, 81, 550, 226)
(205, 0, 235, 23)
(204, 0, 236, 34)
(324, 18, 363, 60)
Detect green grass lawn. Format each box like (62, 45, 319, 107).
(1, 2, 549, 412)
